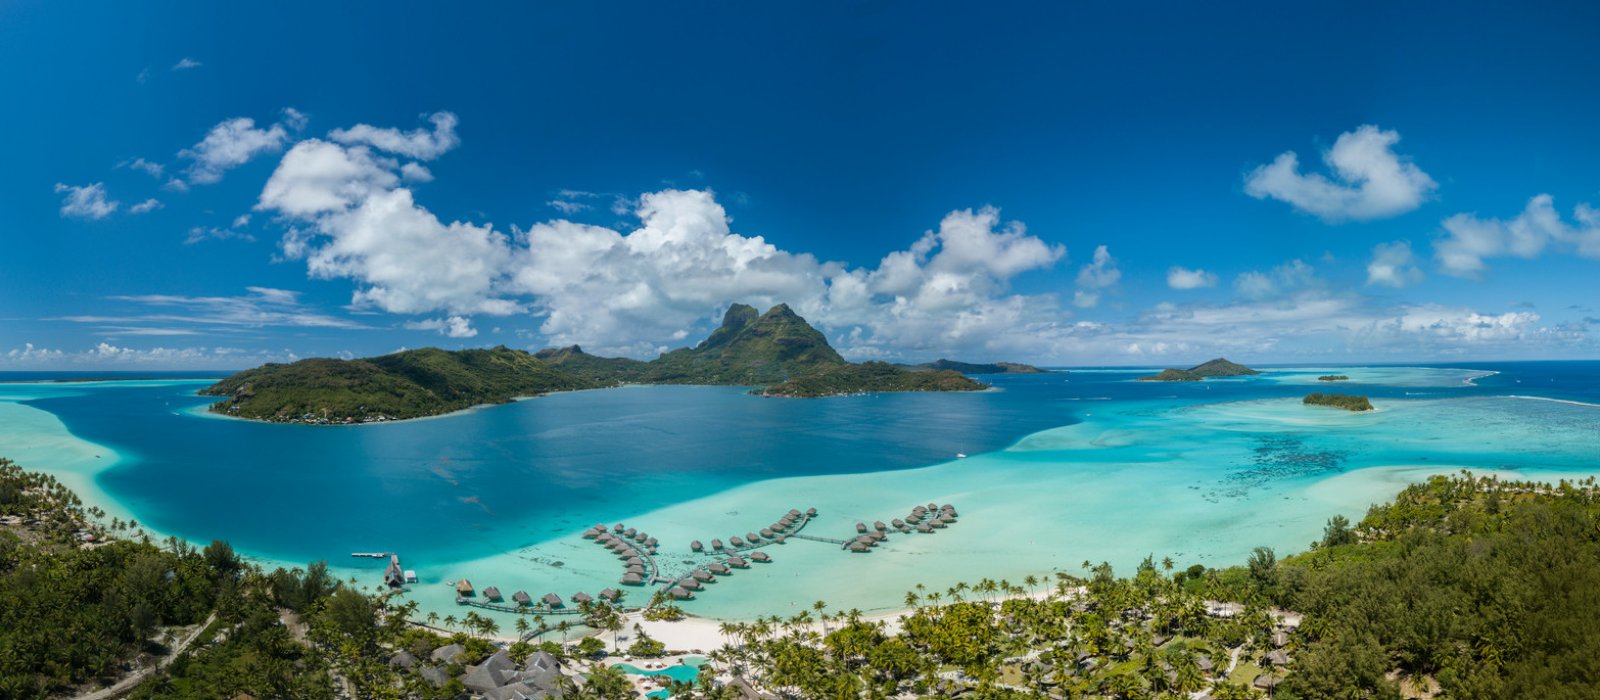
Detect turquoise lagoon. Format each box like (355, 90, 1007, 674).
(1, 363, 1597, 625)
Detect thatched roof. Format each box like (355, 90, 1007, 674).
(891, 518, 905, 527)
(483, 586, 502, 601)
(760, 528, 775, 538)
(692, 569, 715, 581)
(678, 578, 702, 590)
(599, 587, 620, 600)
(711, 538, 724, 549)
(1254, 675, 1282, 689)
(542, 593, 563, 606)
(729, 536, 745, 547)
(669, 586, 693, 599)
(848, 542, 869, 552)
(707, 563, 730, 574)
(788, 508, 802, 516)
(855, 522, 867, 533)
(572, 591, 594, 603)
(726, 556, 748, 567)
(806, 507, 817, 515)
(625, 556, 644, 566)
(690, 540, 703, 551)
(614, 523, 625, 533)
(1265, 650, 1290, 666)
(512, 590, 532, 605)
(625, 565, 645, 574)
(916, 524, 933, 532)
(749, 551, 771, 562)
(774, 534, 787, 543)
(620, 572, 644, 585)
(455, 579, 474, 595)
(874, 521, 887, 531)
(745, 532, 761, 542)
(388, 650, 418, 670)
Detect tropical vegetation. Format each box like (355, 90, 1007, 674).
(1302, 392, 1374, 411)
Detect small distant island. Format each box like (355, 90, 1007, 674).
(1137, 357, 1260, 382)
(201, 303, 1032, 422)
(1303, 392, 1374, 411)
(1317, 374, 1349, 382)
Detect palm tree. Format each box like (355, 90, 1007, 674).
(443, 614, 458, 632)
(515, 616, 531, 639)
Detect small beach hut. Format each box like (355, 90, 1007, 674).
(625, 565, 646, 574)
(760, 528, 775, 538)
(774, 534, 787, 543)
(806, 507, 817, 516)
(483, 586, 502, 601)
(599, 588, 621, 601)
(745, 532, 761, 542)
(624, 527, 637, 538)
(614, 523, 626, 533)
(1253, 675, 1281, 691)
(711, 538, 724, 550)
(513, 591, 532, 606)
(542, 593, 563, 607)
(572, 592, 594, 604)
(848, 542, 869, 552)
(729, 536, 745, 547)
(455, 579, 474, 596)
(582, 529, 600, 539)
(1265, 650, 1290, 667)
(690, 540, 704, 552)
(749, 551, 771, 562)
(1272, 630, 1289, 648)
(707, 563, 730, 575)
(891, 518, 904, 528)
(646, 537, 658, 546)
(621, 572, 644, 585)
(726, 556, 748, 568)
(916, 523, 933, 533)
(677, 578, 702, 591)
(625, 556, 644, 566)
(855, 522, 867, 533)
(691, 569, 714, 582)
(874, 521, 887, 531)
(669, 586, 693, 600)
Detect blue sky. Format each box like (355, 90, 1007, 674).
(3, 2, 1599, 369)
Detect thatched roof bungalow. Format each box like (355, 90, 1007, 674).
(483, 586, 502, 601)
(690, 540, 703, 552)
(726, 556, 748, 568)
(513, 590, 532, 606)
(760, 528, 775, 538)
(1265, 650, 1290, 666)
(855, 522, 868, 533)
(572, 591, 594, 604)
(749, 551, 771, 562)
(806, 507, 818, 516)
(599, 588, 621, 601)
(455, 579, 474, 596)
(620, 572, 644, 585)
(848, 542, 869, 552)
(707, 563, 730, 574)
(729, 536, 745, 547)
(711, 538, 724, 550)
(916, 523, 934, 533)
(745, 532, 761, 542)
(542, 593, 563, 607)
(669, 586, 693, 600)
(691, 569, 714, 582)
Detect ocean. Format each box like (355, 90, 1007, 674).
(1, 361, 1595, 622)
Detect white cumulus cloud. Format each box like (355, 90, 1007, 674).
(1245, 125, 1436, 222)
(329, 111, 459, 160)
(404, 316, 478, 338)
(1435, 194, 1600, 278)
(180, 115, 292, 184)
(1366, 240, 1424, 287)
(1166, 266, 1217, 290)
(129, 198, 163, 215)
(54, 182, 119, 220)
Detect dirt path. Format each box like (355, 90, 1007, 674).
(71, 613, 217, 700)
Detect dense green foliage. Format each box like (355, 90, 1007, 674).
(1139, 358, 1260, 382)
(201, 346, 604, 423)
(1136, 368, 1204, 382)
(908, 359, 1049, 375)
(757, 362, 985, 397)
(1315, 375, 1349, 382)
(1302, 392, 1374, 411)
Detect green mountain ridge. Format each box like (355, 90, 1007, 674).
(1138, 357, 1260, 382)
(904, 359, 1051, 375)
(202, 303, 995, 421)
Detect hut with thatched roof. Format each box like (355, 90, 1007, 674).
(711, 538, 724, 550)
(916, 523, 934, 533)
(774, 534, 787, 543)
(625, 564, 645, 575)
(891, 518, 905, 528)
(745, 532, 761, 542)
(1253, 675, 1282, 691)
(930, 519, 947, 528)
(707, 562, 730, 575)
(572, 591, 594, 604)
(669, 586, 693, 600)
(677, 578, 702, 590)
(726, 556, 749, 568)
(848, 542, 869, 552)
(806, 507, 818, 516)
(690, 540, 704, 552)
(542, 593, 563, 607)
(749, 551, 771, 562)
(789, 508, 802, 516)
(1272, 630, 1289, 647)
(513, 591, 532, 606)
(599, 588, 621, 601)
(455, 579, 474, 596)
(620, 572, 644, 585)
(483, 586, 502, 601)
(625, 556, 644, 566)
(855, 522, 868, 533)
(645, 537, 658, 547)
(729, 536, 745, 547)
(760, 528, 775, 538)
(906, 514, 922, 524)
(582, 528, 601, 539)
(614, 523, 626, 533)
(691, 570, 715, 582)
(1265, 650, 1290, 666)
(874, 521, 887, 531)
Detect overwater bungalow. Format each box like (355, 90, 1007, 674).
(788, 508, 801, 516)
(930, 519, 947, 528)
(512, 591, 532, 606)
(669, 586, 693, 600)
(707, 563, 731, 575)
(455, 579, 474, 596)
(599, 588, 621, 601)
(625, 556, 644, 566)
(916, 523, 934, 533)
(898, 526, 912, 534)
(645, 537, 658, 546)
(848, 542, 869, 552)
(678, 578, 702, 591)
(927, 502, 938, 510)
(692, 569, 715, 582)
(938, 514, 956, 524)
(906, 514, 922, 524)
(729, 536, 745, 547)
(891, 518, 904, 528)
(874, 521, 887, 531)
(774, 534, 787, 543)
(572, 591, 594, 604)
(624, 527, 637, 538)
(806, 507, 817, 516)
(620, 572, 644, 585)
(745, 532, 761, 542)
(614, 524, 626, 533)
(749, 551, 771, 562)
(690, 540, 704, 552)
(726, 556, 749, 568)
(760, 528, 775, 538)
(582, 528, 601, 539)
(625, 565, 645, 574)
(711, 539, 724, 550)
(483, 586, 503, 601)
(855, 522, 868, 533)
(542, 593, 563, 607)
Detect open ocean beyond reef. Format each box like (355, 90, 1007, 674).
(2, 362, 1597, 623)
